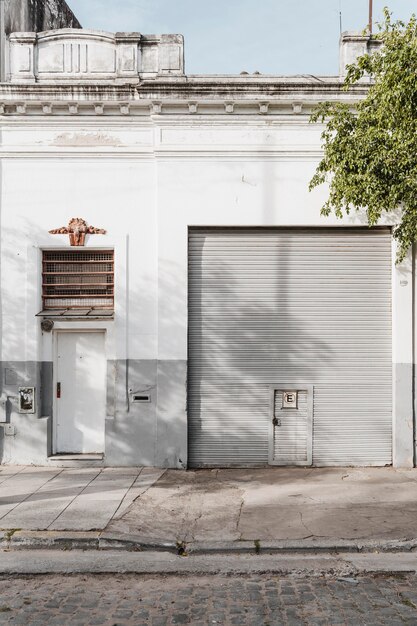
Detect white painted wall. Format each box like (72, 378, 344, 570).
(0, 115, 342, 364)
(0, 110, 412, 467)
(1, 148, 157, 363)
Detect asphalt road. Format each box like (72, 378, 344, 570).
(1, 572, 417, 625)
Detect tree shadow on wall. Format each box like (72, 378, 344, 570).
(0, 218, 44, 465)
(187, 229, 334, 468)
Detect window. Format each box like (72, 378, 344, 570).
(42, 250, 114, 310)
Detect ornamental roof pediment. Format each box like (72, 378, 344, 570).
(8, 28, 184, 84)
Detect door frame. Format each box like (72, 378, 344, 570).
(52, 329, 107, 455)
(268, 383, 314, 467)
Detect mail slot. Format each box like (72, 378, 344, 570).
(132, 394, 151, 403)
(282, 391, 298, 409)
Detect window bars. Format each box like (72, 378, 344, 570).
(42, 250, 114, 309)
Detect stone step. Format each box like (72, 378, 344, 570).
(47, 454, 104, 468)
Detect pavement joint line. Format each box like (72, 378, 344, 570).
(107, 470, 142, 524)
(45, 468, 103, 530)
(0, 468, 65, 522)
(0, 465, 28, 485)
(105, 468, 168, 528)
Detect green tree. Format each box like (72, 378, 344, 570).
(309, 8, 417, 261)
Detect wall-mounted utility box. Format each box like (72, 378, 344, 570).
(19, 387, 36, 414)
(4, 423, 16, 436)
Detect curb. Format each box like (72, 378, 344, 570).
(0, 531, 177, 553)
(189, 538, 417, 555)
(2, 531, 417, 556)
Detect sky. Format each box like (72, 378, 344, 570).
(66, 1, 417, 75)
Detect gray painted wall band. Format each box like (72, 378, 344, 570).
(0, 357, 412, 469)
(394, 362, 414, 468)
(40, 362, 53, 419)
(0, 359, 187, 468)
(0, 361, 47, 418)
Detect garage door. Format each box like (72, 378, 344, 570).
(188, 228, 392, 467)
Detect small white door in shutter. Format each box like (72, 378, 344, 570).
(269, 386, 313, 466)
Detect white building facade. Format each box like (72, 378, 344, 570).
(0, 28, 414, 469)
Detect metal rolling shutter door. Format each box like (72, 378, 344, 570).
(188, 228, 392, 467)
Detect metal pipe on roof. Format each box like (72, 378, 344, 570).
(368, 0, 373, 34)
(339, 0, 343, 35)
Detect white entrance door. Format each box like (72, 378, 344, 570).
(55, 331, 106, 454)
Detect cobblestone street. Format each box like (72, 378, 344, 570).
(0, 573, 417, 625)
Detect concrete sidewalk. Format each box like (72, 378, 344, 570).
(0, 465, 165, 531)
(2, 466, 417, 552)
(108, 467, 417, 545)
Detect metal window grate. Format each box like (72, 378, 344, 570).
(42, 250, 114, 309)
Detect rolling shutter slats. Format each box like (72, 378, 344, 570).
(188, 228, 392, 467)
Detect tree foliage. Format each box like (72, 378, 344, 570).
(309, 8, 417, 261)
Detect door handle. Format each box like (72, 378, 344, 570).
(273, 417, 282, 427)
(57, 382, 61, 399)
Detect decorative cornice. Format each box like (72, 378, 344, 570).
(0, 79, 368, 98)
(0, 100, 358, 118)
(137, 77, 370, 98)
(0, 78, 369, 118)
(0, 150, 324, 161)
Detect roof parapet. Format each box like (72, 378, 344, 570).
(8, 28, 185, 83)
(339, 31, 382, 78)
